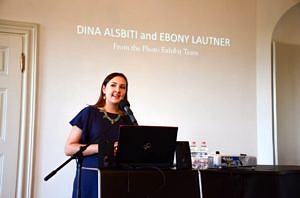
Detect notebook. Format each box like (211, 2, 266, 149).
(115, 125, 178, 169)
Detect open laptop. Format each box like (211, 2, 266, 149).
(115, 125, 178, 169)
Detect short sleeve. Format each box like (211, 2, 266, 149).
(69, 106, 91, 131)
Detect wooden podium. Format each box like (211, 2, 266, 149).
(98, 169, 200, 198)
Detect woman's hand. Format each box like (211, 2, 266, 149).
(64, 126, 98, 156)
(113, 141, 118, 156)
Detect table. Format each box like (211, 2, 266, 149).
(199, 165, 300, 198)
(99, 168, 200, 198)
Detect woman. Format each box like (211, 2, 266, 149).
(64, 72, 133, 198)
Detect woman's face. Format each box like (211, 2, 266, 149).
(102, 76, 127, 105)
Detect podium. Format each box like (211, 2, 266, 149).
(99, 169, 200, 198)
(95, 140, 197, 197)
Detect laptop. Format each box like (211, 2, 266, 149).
(115, 125, 178, 169)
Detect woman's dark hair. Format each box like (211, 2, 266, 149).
(94, 72, 129, 108)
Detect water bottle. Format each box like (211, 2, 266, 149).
(213, 151, 221, 168)
(190, 141, 200, 169)
(199, 141, 208, 169)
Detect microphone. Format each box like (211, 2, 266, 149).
(119, 99, 138, 125)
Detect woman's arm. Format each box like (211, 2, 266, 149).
(64, 125, 98, 156)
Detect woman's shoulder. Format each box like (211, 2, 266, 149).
(75, 105, 100, 116)
(82, 105, 101, 114)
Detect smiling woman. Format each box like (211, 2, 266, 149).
(64, 72, 134, 198)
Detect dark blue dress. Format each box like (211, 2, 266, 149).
(69, 105, 132, 198)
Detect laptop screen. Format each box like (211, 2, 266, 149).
(116, 125, 178, 169)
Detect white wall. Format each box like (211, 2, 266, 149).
(0, 0, 298, 197)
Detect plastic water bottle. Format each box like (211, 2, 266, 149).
(199, 141, 208, 169)
(190, 141, 200, 169)
(213, 151, 221, 168)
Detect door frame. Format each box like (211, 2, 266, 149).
(271, 41, 278, 165)
(0, 19, 37, 198)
